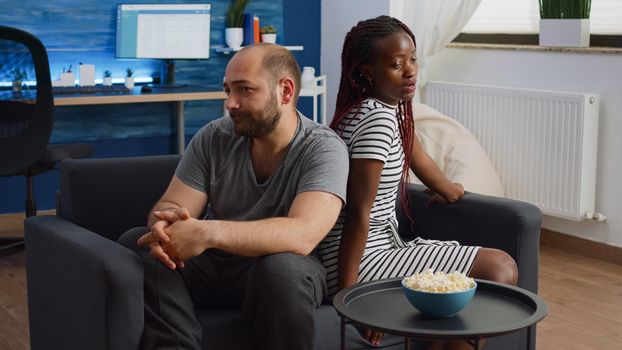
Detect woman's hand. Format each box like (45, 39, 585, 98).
(425, 182, 464, 206)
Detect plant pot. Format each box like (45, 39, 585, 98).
(261, 33, 277, 44)
(539, 19, 590, 47)
(60, 72, 75, 87)
(12, 81, 22, 93)
(225, 27, 244, 49)
(125, 77, 135, 89)
(103, 77, 113, 86)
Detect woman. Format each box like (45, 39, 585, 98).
(319, 16, 518, 349)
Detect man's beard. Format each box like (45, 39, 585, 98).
(230, 92, 281, 138)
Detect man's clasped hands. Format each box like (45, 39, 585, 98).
(137, 208, 206, 270)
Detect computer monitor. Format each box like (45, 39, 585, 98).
(116, 3, 211, 86)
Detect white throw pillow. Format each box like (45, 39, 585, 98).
(409, 103, 504, 197)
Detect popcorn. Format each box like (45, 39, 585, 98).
(403, 270, 475, 293)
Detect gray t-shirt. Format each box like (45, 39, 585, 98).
(175, 114, 348, 221)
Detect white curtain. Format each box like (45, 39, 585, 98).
(397, 0, 482, 100)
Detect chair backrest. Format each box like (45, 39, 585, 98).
(0, 25, 54, 176)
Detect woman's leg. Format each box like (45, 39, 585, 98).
(358, 244, 480, 348)
(428, 249, 518, 350)
(469, 247, 518, 285)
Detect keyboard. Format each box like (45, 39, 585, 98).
(52, 85, 129, 94)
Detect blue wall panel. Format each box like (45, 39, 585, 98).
(0, 0, 320, 213)
(283, 0, 321, 122)
(0, 0, 283, 143)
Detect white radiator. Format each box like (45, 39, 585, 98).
(426, 81, 600, 221)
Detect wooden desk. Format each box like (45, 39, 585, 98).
(53, 86, 227, 154)
(5, 81, 325, 153)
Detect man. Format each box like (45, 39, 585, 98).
(118, 44, 348, 350)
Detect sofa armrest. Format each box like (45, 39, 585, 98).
(399, 184, 542, 293)
(25, 216, 143, 350)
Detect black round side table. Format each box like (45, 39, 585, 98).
(333, 278, 548, 350)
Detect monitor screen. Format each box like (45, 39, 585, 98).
(116, 3, 211, 59)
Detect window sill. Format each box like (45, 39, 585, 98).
(446, 42, 622, 55)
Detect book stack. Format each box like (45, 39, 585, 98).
(243, 13, 261, 46)
(254, 16, 260, 43)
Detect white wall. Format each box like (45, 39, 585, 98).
(321, 0, 402, 122)
(320, 3, 622, 248)
(426, 47, 622, 248)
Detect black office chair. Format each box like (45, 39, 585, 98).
(0, 25, 93, 256)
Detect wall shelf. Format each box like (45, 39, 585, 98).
(300, 75, 326, 125)
(214, 45, 304, 55)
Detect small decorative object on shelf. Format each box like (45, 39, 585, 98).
(253, 15, 260, 43)
(225, 0, 249, 49)
(103, 70, 113, 86)
(60, 64, 75, 87)
(125, 68, 135, 89)
(301, 66, 316, 90)
(242, 12, 256, 46)
(260, 25, 277, 44)
(79, 63, 95, 87)
(539, 0, 591, 47)
(11, 68, 26, 92)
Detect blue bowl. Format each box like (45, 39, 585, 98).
(401, 279, 477, 318)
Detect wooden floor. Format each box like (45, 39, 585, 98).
(1, 217, 622, 349)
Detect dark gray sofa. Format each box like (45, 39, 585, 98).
(24, 155, 542, 350)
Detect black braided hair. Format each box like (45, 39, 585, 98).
(331, 15, 417, 223)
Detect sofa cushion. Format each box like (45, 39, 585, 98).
(410, 103, 504, 197)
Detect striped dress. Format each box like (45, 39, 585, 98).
(318, 98, 480, 297)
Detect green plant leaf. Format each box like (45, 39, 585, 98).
(11, 68, 26, 81)
(539, 0, 591, 19)
(226, 0, 249, 28)
(260, 25, 277, 34)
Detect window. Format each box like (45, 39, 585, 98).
(456, 0, 622, 47)
(463, 0, 540, 34)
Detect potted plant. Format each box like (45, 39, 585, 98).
(103, 70, 113, 86)
(11, 68, 26, 92)
(260, 25, 277, 44)
(125, 68, 135, 89)
(225, 0, 249, 49)
(539, 0, 591, 47)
